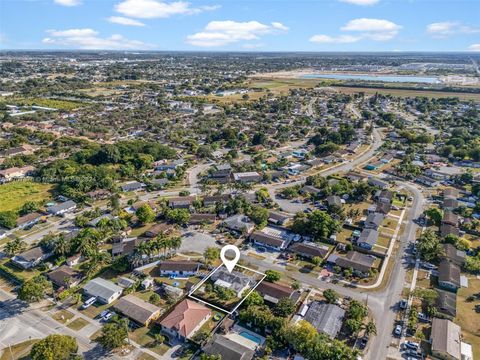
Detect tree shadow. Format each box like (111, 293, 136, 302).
(0, 298, 28, 320)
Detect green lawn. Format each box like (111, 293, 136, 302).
(456, 278, 480, 360)
(67, 317, 89, 331)
(0, 181, 53, 212)
(52, 309, 75, 324)
(129, 326, 170, 356)
(0, 339, 39, 360)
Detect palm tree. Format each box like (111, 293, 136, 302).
(168, 236, 182, 256)
(53, 234, 70, 256)
(4, 238, 26, 256)
(365, 321, 377, 336)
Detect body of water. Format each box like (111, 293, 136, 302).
(239, 331, 262, 345)
(302, 73, 441, 84)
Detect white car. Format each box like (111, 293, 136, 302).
(422, 262, 437, 270)
(102, 311, 115, 322)
(394, 324, 402, 336)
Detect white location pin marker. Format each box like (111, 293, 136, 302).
(220, 245, 240, 273)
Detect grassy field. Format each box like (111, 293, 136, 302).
(456, 277, 480, 360)
(332, 85, 480, 101)
(243, 77, 480, 101)
(0, 339, 39, 360)
(0, 181, 54, 212)
(4, 97, 88, 110)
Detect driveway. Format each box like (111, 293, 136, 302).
(179, 230, 217, 255)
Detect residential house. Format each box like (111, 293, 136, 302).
(203, 194, 231, 207)
(47, 200, 77, 216)
(210, 268, 251, 297)
(289, 242, 329, 260)
(435, 289, 457, 319)
(222, 214, 255, 235)
(202, 335, 255, 360)
(300, 185, 322, 196)
(112, 237, 146, 257)
(444, 188, 460, 199)
(430, 318, 461, 360)
(441, 224, 460, 239)
(443, 244, 466, 267)
(144, 223, 174, 238)
(443, 211, 459, 227)
(250, 231, 289, 251)
(87, 214, 114, 227)
(189, 213, 216, 225)
(16, 212, 44, 229)
(304, 302, 345, 338)
(0, 165, 35, 181)
(267, 211, 291, 226)
(114, 294, 161, 326)
(327, 251, 376, 277)
(232, 172, 262, 184)
(47, 265, 82, 288)
(155, 159, 185, 171)
(83, 278, 123, 304)
(364, 213, 384, 230)
(86, 189, 111, 201)
(121, 181, 146, 192)
(375, 189, 393, 204)
(12, 247, 53, 269)
(368, 177, 389, 189)
(326, 195, 342, 208)
(438, 260, 461, 292)
(443, 198, 459, 211)
(416, 175, 440, 187)
(168, 196, 195, 209)
(159, 299, 211, 341)
(158, 260, 200, 277)
(255, 281, 300, 304)
(355, 228, 379, 250)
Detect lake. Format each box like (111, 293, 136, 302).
(302, 73, 441, 84)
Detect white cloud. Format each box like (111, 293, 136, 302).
(338, 0, 379, 5)
(310, 18, 401, 45)
(271, 22, 289, 31)
(341, 18, 401, 40)
(469, 44, 480, 51)
(309, 34, 361, 43)
(54, 0, 82, 6)
(107, 16, 145, 26)
(114, 0, 219, 19)
(427, 21, 480, 38)
(42, 28, 152, 49)
(186, 20, 288, 47)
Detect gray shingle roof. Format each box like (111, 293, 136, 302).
(304, 302, 345, 338)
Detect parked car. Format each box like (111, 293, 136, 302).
(359, 336, 368, 349)
(81, 296, 96, 309)
(422, 262, 437, 270)
(399, 299, 408, 310)
(418, 312, 430, 322)
(102, 311, 115, 322)
(404, 341, 420, 350)
(394, 324, 402, 336)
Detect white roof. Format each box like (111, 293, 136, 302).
(461, 342, 472, 360)
(83, 278, 122, 300)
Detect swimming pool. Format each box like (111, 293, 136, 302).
(239, 331, 261, 345)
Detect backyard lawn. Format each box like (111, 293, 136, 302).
(0, 181, 53, 212)
(456, 277, 480, 360)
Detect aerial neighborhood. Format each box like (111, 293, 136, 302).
(0, 46, 479, 360)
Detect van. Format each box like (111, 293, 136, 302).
(81, 296, 96, 309)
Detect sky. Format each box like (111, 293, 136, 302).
(0, 0, 479, 52)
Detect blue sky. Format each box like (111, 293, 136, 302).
(0, 0, 479, 51)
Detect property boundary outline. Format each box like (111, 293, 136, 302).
(187, 263, 266, 314)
